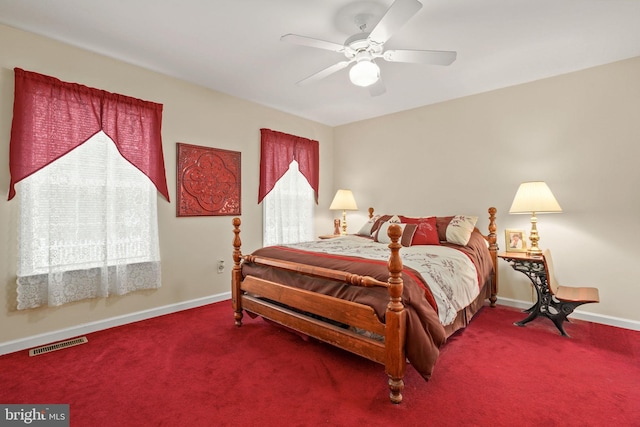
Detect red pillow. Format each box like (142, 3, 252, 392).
(399, 216, 440, 245)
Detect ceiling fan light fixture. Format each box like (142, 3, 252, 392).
(349, 58, 380, 87)
(283, 0, 457, 91)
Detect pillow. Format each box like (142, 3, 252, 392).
(436, 216, 454, 242)
(445, 215, 478, 246)
(369, 214, 393, 237)
(374, 219, 417, 247)
(356, 215, 381, 237)
(399, 216, 440, 245)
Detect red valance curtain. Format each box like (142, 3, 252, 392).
(258, 128, 319, 203)
(8, 68, 170, 201)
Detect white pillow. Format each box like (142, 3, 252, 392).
(374, 217, 417, 247)
(356, 215, 380, 237)
(375, 221, 406, 244)
(388, 215, 401, 223)
(445, 215, 478, 246)
(373, 215, 400, 239)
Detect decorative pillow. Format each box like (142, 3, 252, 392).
(356, 215, 381, 237)
(374, 222, 417, 247)
(400, 224, 418, 247)
(445, 215, 478, 246)
(398, 216, 440, 245)
(369, 214, 393, 237)
(436, 216, 454, 242)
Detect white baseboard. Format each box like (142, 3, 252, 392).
(496, 297, 640, 331)
(3, 293, 637, 356)
(0, 292, 231, 356)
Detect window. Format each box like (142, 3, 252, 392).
(262, 160, 314, 246)
(9, 68, 168, 309)
(16, 132, 161, 308)
(259, 129, 319, 246)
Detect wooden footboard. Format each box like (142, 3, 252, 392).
(232, 218, 407, 403)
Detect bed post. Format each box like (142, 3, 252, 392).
(487, 207, 498, 307)
(385, 224, 407, 404)
(232, 217, 243, 326)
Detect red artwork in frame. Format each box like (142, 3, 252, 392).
(176, 143, 241, 217)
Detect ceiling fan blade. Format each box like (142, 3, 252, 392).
(368, 0, 423, 45)
(369, 78, 386, 97)
(281, 34, 345, 53)
(296, 61, 352, 86)
(382, 49, 457, 65)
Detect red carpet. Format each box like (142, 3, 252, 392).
(1, 302, 639, 426)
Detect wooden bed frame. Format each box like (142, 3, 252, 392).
(232, 207, 498, 404)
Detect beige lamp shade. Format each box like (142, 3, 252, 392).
(329, 189, 358, 211)
(509, 181, 562, 214)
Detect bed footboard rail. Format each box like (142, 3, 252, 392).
(242, 254, 390, 289)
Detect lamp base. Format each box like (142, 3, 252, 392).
(526, 247, 543, 257)
(341, 210, 348, 235)
(527, 212, 543, 257)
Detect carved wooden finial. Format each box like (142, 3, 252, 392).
(385, 222, 406, 404)
(368, 207, 374, 219)
(487, 207, 497, 251)
(487, 207, 498, 307)
(386, 224, 404, 313)
(232, 217, 242, 266)
(232, 217, 244, 326)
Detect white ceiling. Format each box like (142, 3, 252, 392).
(1, 0, 639, 126)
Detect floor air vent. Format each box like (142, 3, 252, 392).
(29, 336, 88, 356)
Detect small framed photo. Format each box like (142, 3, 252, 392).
(505, 229, 527, 252)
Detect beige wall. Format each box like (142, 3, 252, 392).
(335, 56, 640, 324)
(0, 24, 335, 347)
(1, 23, 639, 351)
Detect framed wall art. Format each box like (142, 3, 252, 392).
(505, 229, 527, 252)
(176, 143, 241, 217)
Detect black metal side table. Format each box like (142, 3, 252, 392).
(497, 252, 555, 330)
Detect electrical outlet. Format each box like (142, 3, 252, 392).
(217, 259, 225, 273)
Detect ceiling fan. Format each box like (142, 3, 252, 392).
(281, 0, 457, 96)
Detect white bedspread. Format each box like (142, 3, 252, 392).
(283, 235, 480, 326)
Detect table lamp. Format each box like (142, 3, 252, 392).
(508, 181, 562, 256)
(329, 189, 358, 235)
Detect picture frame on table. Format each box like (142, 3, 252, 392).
(505, 229, 527, 252)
